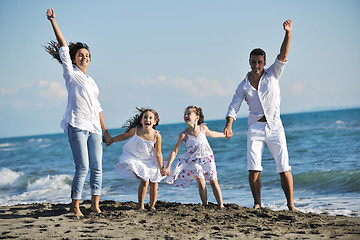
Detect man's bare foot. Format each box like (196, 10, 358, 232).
(288, 204, 298, 211)
(90, 207, 102, 214)
(71, 207, 84, 217)
(253, 204, 261, 210)
(218, 204, 224, 209)
(149, 206, 156, 211)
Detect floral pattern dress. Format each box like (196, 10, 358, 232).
(165, 125, 218, 187)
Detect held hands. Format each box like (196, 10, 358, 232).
(161, 167, 171, 176)
(224, 126, 233, 139)
(283, 19, 292, 33)
(46, 8, 56, 21)
(224, 117, 234, 139)
(103, 131, 113, 146)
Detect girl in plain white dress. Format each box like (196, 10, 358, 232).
(110, 108, 165, 210)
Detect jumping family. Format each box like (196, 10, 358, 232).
(45, 8, 295, 216)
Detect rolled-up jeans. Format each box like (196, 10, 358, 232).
(68, 124, 102, 200)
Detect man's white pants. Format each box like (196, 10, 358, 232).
(247, 122, 291, 173)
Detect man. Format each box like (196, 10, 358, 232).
(224, 20, 296, 211)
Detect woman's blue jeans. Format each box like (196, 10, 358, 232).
(68, 125, 102, 200)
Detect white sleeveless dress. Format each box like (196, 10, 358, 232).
(165, 125, 218, 187)
(115, 127, 165, 182)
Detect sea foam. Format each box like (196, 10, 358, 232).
(0, 173, 73, 206)
(0, 168, 24, 189)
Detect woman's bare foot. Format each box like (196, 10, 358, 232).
(90, 207, 102, 214)
(71, 199, 83, 217)
(218, 204, 224, 209)
(90, 195, 101, 214)
(71, 207, 84, 217)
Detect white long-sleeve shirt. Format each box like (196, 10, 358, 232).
(226, 57, 287, 130)
(59, 46, 103, 135)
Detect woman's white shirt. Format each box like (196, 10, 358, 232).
(59, 46, 103, 135)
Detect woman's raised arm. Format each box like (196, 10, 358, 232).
(46, 8, 67, 47)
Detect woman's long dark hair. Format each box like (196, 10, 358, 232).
(44, 40, 91, 64)
(123, 107, 160, 132)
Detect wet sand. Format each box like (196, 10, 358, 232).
(1, 200, 359, 239)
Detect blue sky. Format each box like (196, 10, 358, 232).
(1, 0, 359, 138)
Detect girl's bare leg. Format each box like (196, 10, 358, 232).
(149, 182, 158, 210)
(90, 195, 101, 213)
(138, 180, 149, 210)
(210, 179, 224, 209)
(71, 199, 83, 217)
(196, 178, 208, 206)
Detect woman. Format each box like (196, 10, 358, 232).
(45, 8, 111, 216)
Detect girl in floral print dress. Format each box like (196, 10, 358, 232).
(162, 106, 225, 208)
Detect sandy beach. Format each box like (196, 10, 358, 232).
(0, 201, 359, 239)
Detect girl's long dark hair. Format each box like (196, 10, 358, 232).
(123, 107, 160, 132)
(44, 40, 91, 64)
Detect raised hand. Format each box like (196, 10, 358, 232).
(283, 19, 292, 33)
(46, 8, 66, 47)
(46, 8, 56, 21)
(278, 19, 292, 62)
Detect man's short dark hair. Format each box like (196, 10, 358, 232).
(250, 48, 266, 62)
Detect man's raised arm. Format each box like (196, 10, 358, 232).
(278, 19, 292, 62)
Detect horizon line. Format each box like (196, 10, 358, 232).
(1, 106, 359, 140)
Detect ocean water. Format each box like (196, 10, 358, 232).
(1, 108, 359, 217)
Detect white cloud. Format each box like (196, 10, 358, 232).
(0, 80, 67, 110)
(20, 83, 35, 88)
(291, 83, 305, 95)
(136, 75, 167, 85)
(11, 101, 26, 108)
(0, 88, 18, 95)
(38, 80, 67, 99)
(136, 75, 235, 97)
